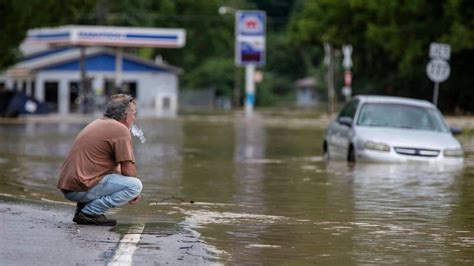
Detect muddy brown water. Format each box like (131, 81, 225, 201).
(1, 112, 473, 264)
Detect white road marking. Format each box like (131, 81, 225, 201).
(108, 223, 145, 266)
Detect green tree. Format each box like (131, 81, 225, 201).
(288, 0, 474, 112)
(185, 57, 234, 97)
(146, 1, 242, 76)
(0, 0, 95, 70)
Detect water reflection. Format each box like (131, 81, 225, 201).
(345, 162, 463, 217)
(232, 114, 269, 258)
(234, 114, 266, 208)
(326, 161, 469, 264)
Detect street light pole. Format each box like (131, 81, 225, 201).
(218, 6, 241, 108)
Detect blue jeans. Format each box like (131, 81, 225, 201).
(63, 174, 142, 216)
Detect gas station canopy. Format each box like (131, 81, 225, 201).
(20, 25, 187, 114)
(25, 25, 186, 48)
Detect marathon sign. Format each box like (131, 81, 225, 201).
(235, 10, 266, 66)
(237, 11, 265, 36)
(26, 25, 186, 48)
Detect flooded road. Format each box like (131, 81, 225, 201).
(1, 112, 474, 264)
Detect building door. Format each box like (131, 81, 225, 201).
(44, 81, 59, 113)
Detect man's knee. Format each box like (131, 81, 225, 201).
(128, 177, 143, 196)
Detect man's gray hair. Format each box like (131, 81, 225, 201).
(103, 94, 135, 120)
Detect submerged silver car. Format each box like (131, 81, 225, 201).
(323, 95, 464, 163)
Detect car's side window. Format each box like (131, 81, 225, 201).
(347, 100, 359, 118)
(338, 99, 359, 119)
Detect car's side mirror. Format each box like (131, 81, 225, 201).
(450, 127, 462, 136)
(338, 116, 353, 127)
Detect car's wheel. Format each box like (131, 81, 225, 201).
(348, 144, 356, 162)
(323, 141, 330, 160)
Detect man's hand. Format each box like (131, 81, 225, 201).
(120, 161, 137, 177)
(129, 195, 142, 204)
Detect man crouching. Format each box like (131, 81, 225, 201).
(57, 94, 142, 226)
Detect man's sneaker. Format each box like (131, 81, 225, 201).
(75, 202, 86, 216)
(73, 212, 117, 226)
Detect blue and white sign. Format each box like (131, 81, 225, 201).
(26, 25, 186, 48)
(236, 10, 266, 66)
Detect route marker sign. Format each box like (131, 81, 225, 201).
(426, 59, 450, 83)
(426, 42, 451, 105)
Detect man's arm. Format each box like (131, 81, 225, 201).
(120, 161, 137, 177)
(120, 161, 141, 204)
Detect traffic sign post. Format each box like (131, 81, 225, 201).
(426, 43, 451, 106)
(341, 44, 353, 102)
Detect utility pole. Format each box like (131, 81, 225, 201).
(96, 0, 108, 25)
(324, 43, 335, 115)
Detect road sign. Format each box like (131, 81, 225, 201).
(426, 59, 450, 83)
(427, 42, 451, 106)
(342, 86, 351, 96)
(235, 11, 266, 66)
(344, 71, 352, 86)
(342, 45, 353, 70)
(342, 86, 352, 103)
(429, 43, 451, 60)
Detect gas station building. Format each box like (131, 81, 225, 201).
(0, 25, 186, 117)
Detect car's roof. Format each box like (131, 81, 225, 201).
(354, 95, 435, 108)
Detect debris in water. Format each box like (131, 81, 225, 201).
(154, 196, 195, 204)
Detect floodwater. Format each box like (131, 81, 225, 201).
(1, 112, 474, 264)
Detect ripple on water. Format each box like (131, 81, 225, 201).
(246, 244, 281, 249)
(178, 208, 291, 229)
